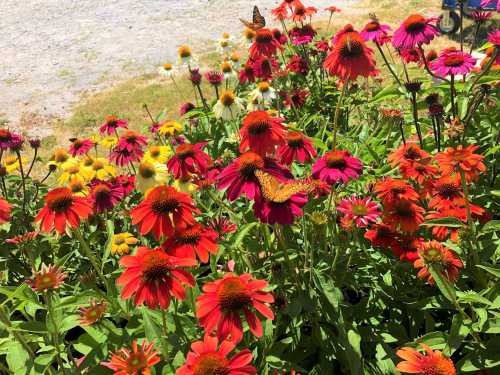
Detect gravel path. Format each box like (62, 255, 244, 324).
(0, 0, 355, 131)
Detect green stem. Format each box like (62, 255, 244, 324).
(375, 41, 403, 88)
(0, 305, 34, 356)
(46, 293, 68, 375)
(332, 81, 348, 150)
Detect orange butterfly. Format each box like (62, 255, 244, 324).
(240, 6, 266, 31)
(255, 170, 312, 203)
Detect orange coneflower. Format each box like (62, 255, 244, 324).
(161, 223, 218, 263)
(26, 264, 67, 292)
(117, 247, 196, 309)
(0, 197, 11, 224)
(79, 299, 107, 326)
(414, 240, 463, 285)
(374, 177, 420, 204)
(35, 187, 92, 234)
(388, 142, 430, 168)
(382, 199, 425, 233)
(435, 145, 486, 182)
(101, 340, 160, 375)
(130, 186, 199, 240)
(196, 273, 274, 343)
(396, 344, 456, 374)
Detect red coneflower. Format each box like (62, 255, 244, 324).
(428, 175, 464, 209)
(0, 197, 11, 224)
(0, 129, 23, 151)
(110, 144, 142, 166)
(324, 27, 378, 81)
(88, 179, 123, 213)
(399, 159, 438, 185)
(390, 235, 422, 262)
(278, 131, 317, 165)
(426, 208, 467, 242)
(414, 240, 463, 285)
(179, 102, 196, 117)
(396, 344, 456, 374)
(131, 186, 199, 240)
(374, 177, 420, 204)
(69, 138, 94, 157)
(35, 187, 92, 234)
(79, 299, 107, 326)
(5, 231, 39, 245)
(99, 115, 128, 135)
(272, 3, 289, 21)
(161, 223, 218, 263)
(196, 273, 274, 343)
(388, 142, 430, 167)
(101, 340, 160, 375)
(291, 3, 316, 22)
(400, 48, 422, 64)
(167, 142, 211, 179)
(435, 145, 486, 182)
(364, 223, 397, 248)
(26, 264, 67, 292)
(392, 14, 438, 50)
(251, 55, 279, 80)
(312, 149, 363, 185)
(284, 88, 309, 109)
(112, 175, 136, 198)
(287, 54, 309, 75)
(249, 28, 282, 59)
(382, 199, 425, 233)
(337, 196, 381, 228)
(217, 151, 291, 201)
(239, 60, 256, 84)
(176, 335, 256, 375)
(253, 192, 308, 225)
(117, 246, 196, 309)
(240, 111, 286, 156)
(272, 28, 288, 45)
(289, 24, 317, 45)
(117, 130, 147, 153)
(208, 217, 237, 239)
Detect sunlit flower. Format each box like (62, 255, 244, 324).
(197, 273, 274, 343)
(374, 177, 420, 204)
(117, 246, 195, 308)
(361, 19, 392, 44)
(364, 223, 397, 248)
(26, 264, 67, 292)
(287, 54, 309, 75)
(220, 61, 236, 79)
(99, 115, 128, 136)
(337, 196, 381, 228)
(176, 335, 256, 375)
(111, 232, 138, 256)
(289, 24, 317, 45)
(291, 3, 316, 22)
(136, 160, 168, 194)
(69, 138, 94, 157)
(230, 51, 241, 68)
(324, 26, 378, 80)
(253, 191, 308, 225)
(312, 150, 363, 185)
(217, 38, 232, 55)
(252, 55, 279, 80)
(50, 148, 72, 167)
(0, 197, 12, 224)
(35, 187, 92, 234)
(426, 208, 467, 242)
(84, 157, 116, 180)
(131, 186, 199, 240)
(158, 62, 174, 78)
(382, 199, 425, 233)
(88, 179, 123, 213)
(68, 178, 90, 197)
(435, 144, 486, 181)
(101, 340, 160, 375)
(167, 142, 211, 179)
(428, 175, 464, 209)
(250, 81, 276, 103)
(173, 177, 198, 195)
(414, 240, 463, 285)
(100, 136, 118, 149)
(392, 14, 438, 50)
(240, 111, 286, 156)
(2, 155, 23, 174)
(161, 223, 218, 263)
(277, 131, 317, 165)
(79, 299, 107, 326)
(58, 160, 90, 185)
(158, 120, 183, 137)
(143, 145, 171, 164)
(250, 28, 282, 59)
(213, 90, 245, 120)
(396, 344, 456, 374)
(0, 129, 23, 151)
(242, 27, 256, 46)
(178, 45, 193, 65)
(388, 142, 430, 167)
(431, 48, 477, 77)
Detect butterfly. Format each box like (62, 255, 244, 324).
(369, 12, 379, 22)
(255, 170, 312, 203)
(240, 5, 266, 31)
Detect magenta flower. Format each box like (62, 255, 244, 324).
(69, 139, 94, 157)
(278, 131, 317, 165)
(179, 102, 196, 117)
(488, 29, 500, 46)
(205, 71, 224, 86)
(216, 151, 291, 201)
(392, 14, 438, 50)
(312, 150, 363, 185)
(0, 129, 22, 151)
(289, 24, 317, 45)
(400, 48, 422, 64)
(337, 196, 381, 228)
(360, 20, 392, 44)
(253, 192, 308, 225)
(109, 145, 142, 166)
(99, 115, 128, 135)
(111, 175, 135, 198)
(167, 142, 211, 179)
(88, 180, 123, 213)
(430, 48, 477, 77)
(117, 131, 147, 153)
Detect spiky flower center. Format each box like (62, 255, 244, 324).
(221, 62, 232, 74)
(238, 152, 264, 177)
(93, 184, 111, 201)
(257, 81, 270, 93)
(177, 225, 202, 244)
(179, 45, 192, 58)
(366, 21, 381, 32)
(105, 115, 118, 126)
(256, 29, 273, 44)
(46, 188, 74, 212)
(0, 129, 12, 143)
(216, 277, 252, 312)
(338, 34, 364, 58)
(443, 53, 465, 67)
(36, 274, 58, 290)
(176, 144, 195, 160)
(193, 353, 229, 375)
(351, 203, 369, 216)
(246, 115, 271, 136)
(149, 187, 180, 214)
(393, 201, 414, 218)
(141, 252, 172, 282)
(326, 151, 347, 169)
(286, 132, 305, 147)
(53, 149, 69, 163)
(404, 146, 422, 160)
(139, 162, 156, 179)
(220, 92, 235, 107)
(437, 181, 460, 198)
(403, 15, 426, 32)
(125, 352, 148, 371)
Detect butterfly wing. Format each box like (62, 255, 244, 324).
(239, 18, 256, 30)
(252, 5, 266, 29)
(255, 170, 310, 203)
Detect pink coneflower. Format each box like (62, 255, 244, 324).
(205, 71, 224, 86)
(480, 0, 500, 12)
(392, 14, 438, 50)
(252, 55, 279, 80)
(315, 39, 330, 52)
(272, 28, 288, 45)
(400, 48, 422, 64)
(488, 29, 500, 46)
(239, 61, 256, 84)
(289, 24, 317, 45)
(88, 180, 123, 213)
(188, 68, 202, 85)
(471, 11, 492, 22)
(179, 102, 196, 117)
(69, 138, 94, 157)
(360, 20, 392, 44)
(431, 48, 477, 77)
(217, 151, 290, 201)
(278, 131, 316, 165)
(5, 231, 39, 245)
(249, 28, 282, 59)
(209, 216, 237, 239)
(312, 150, 363, 185)
(0, 129, 22, 151)
(337, 196, 381, 228)
(167, 142, 211, 179)
(109, 145, 140, 166)
(99, 115, 128, 135)
(111, 175, 135, 197)
(253, 192, 308, 225)
(240, 111, 286, 156)
(117, 130, 147, 153)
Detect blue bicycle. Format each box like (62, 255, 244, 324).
(438, 0, 498, 34)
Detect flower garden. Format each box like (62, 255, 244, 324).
(0, 0, 499, 374)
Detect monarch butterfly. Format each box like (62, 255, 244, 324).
(240, 5, 266, 31)
(255, 170, 312, 203)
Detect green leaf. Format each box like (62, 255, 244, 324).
(444, 315, 469, 356)
(476, 265, 500, 279)
(371, 85, 400, 103)
(102, 219, 115, 270)
(233, 222, 259, 249)
(6, 342, 29, 373)
(421, 217, 464, 228)
(428, 264, 456, 303)
(457, 291, 492, 305)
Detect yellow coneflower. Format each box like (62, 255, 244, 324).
(50, 148, 71, 166)
(84, 157, 116, 180)
(158, 62, 174, 78)
(136, 161, 168, 194)
(99, 136, 118, 149)
(143, 145, 171, 164)
(68, 177, 89, 197)
(111, 232, 138, 256)
(217, 39, 231, 55)
(230, 52, 241, 68)
(173, 178, 197, 195)
(220, 61, 235, 79)
(158, 120, 183, 137)
(2, 155, 24, 174)
(58, 160, 90, 185)
(178, 45, 193, 65)
(213, 90, 245, 121)
(81, 155, 95, 169)
(250, 81, 276, 103)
